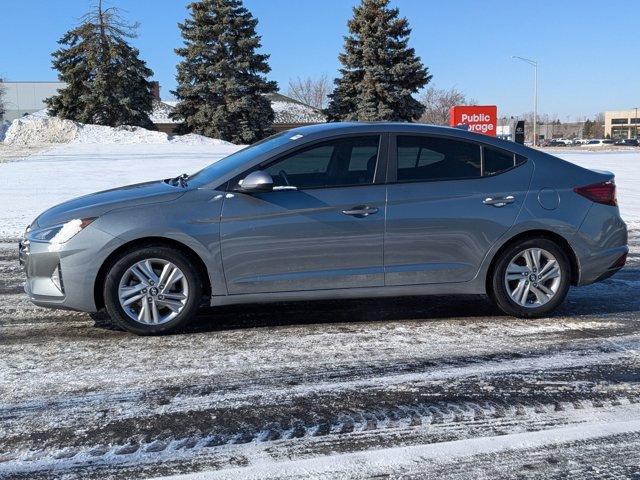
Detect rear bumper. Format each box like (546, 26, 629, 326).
(574, 203, 628, 286)
(576, 245, 628, 286)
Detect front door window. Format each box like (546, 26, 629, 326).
(263, 136, 380, 189)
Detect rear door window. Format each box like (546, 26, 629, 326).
(396, 136, 481, 182)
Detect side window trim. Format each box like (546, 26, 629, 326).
(481, 145, 527, 177)
(388, 133, 528, 185)
(228, 133, 389, 191)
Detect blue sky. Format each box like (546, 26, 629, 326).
(1, 0, 637, 120)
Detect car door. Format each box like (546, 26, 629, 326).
(384, 134, 533, 286)
(220, 134, 387, 294)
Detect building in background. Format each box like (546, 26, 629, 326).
(535, 122, 585, 140)
(0, 81, 64, 121)
(604, 109, 639, 139)
(499, 116, 588, 143)
(267, 93, 326, 132)
(496, 125, 512, 141)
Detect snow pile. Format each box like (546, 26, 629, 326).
(74, 123, 169, 144)
(169, 133, 230, 145)
(2, 110, 232, 146)
(271, 100, 326, 124)
(3, 115, 78, 145)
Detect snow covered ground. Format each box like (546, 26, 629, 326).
(0, 143, 639, 479)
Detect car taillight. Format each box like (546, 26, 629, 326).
(573, 181, 617, 206)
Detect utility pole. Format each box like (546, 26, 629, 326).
(513, 56, 538, 147)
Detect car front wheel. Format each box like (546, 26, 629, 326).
(103, 246, 202, 335)
(490, 238, 571, 318)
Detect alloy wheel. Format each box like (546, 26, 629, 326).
(504, 247, 562, 308)
(118, 258, 189, 325)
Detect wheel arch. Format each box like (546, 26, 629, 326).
(94, 237, 212, 311)
(485, 229, 580, 297)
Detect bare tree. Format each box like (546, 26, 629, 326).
(594, 112, 605, 138)
(287, 74, 331, 109)
(419, 86, 476, 125)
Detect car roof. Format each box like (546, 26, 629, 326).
(285, 122, 532, 155)
(288, 121, 471, 136)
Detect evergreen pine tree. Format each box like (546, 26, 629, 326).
(172, 0, 277, 143)
(326, 0, 431, 122)
(46, 0, 154, 128)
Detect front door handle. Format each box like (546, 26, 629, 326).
(342, 205, 379, 217)
(483, 195, 515, 207)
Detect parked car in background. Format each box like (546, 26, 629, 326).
(615, 138, 639, 147)
(582, 139, 615, 147)
(548, 140, 567, 147)
(20, 123, 628, 334)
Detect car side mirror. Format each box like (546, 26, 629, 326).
(237, 170, 274, 193)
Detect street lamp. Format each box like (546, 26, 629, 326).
(512, 56, 538, 147)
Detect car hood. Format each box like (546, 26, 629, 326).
(35, 180, 186, 228)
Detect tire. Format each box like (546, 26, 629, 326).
(490, 238, 571, 318)
(103, 246, 202, 335)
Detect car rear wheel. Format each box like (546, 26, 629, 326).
(490, 238, 570, 318)
(103, 246, 202, 335)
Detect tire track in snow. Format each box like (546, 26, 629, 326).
(2, 355, 639, 478)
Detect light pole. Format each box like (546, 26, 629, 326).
(634, 107, 638, 139)
(513, 56, 538, 146)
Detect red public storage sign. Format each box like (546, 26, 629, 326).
(449, 105, 497, 136)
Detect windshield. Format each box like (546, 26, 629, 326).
(188, 131, 296, 187)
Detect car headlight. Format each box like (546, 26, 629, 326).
(29, 218, 96, 244)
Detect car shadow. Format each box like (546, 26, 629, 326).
(185, 294, 499, 333)
(91, 267, 640, 335)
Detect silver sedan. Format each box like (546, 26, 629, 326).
(20, 123, 628, 334)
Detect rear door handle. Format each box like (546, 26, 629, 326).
(483, 195, 515, 207)
(342, 205, 379, 217)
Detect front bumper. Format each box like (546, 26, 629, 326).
(21, 226, 124, 312)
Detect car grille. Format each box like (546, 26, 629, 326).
(19, 226, 31, 269)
